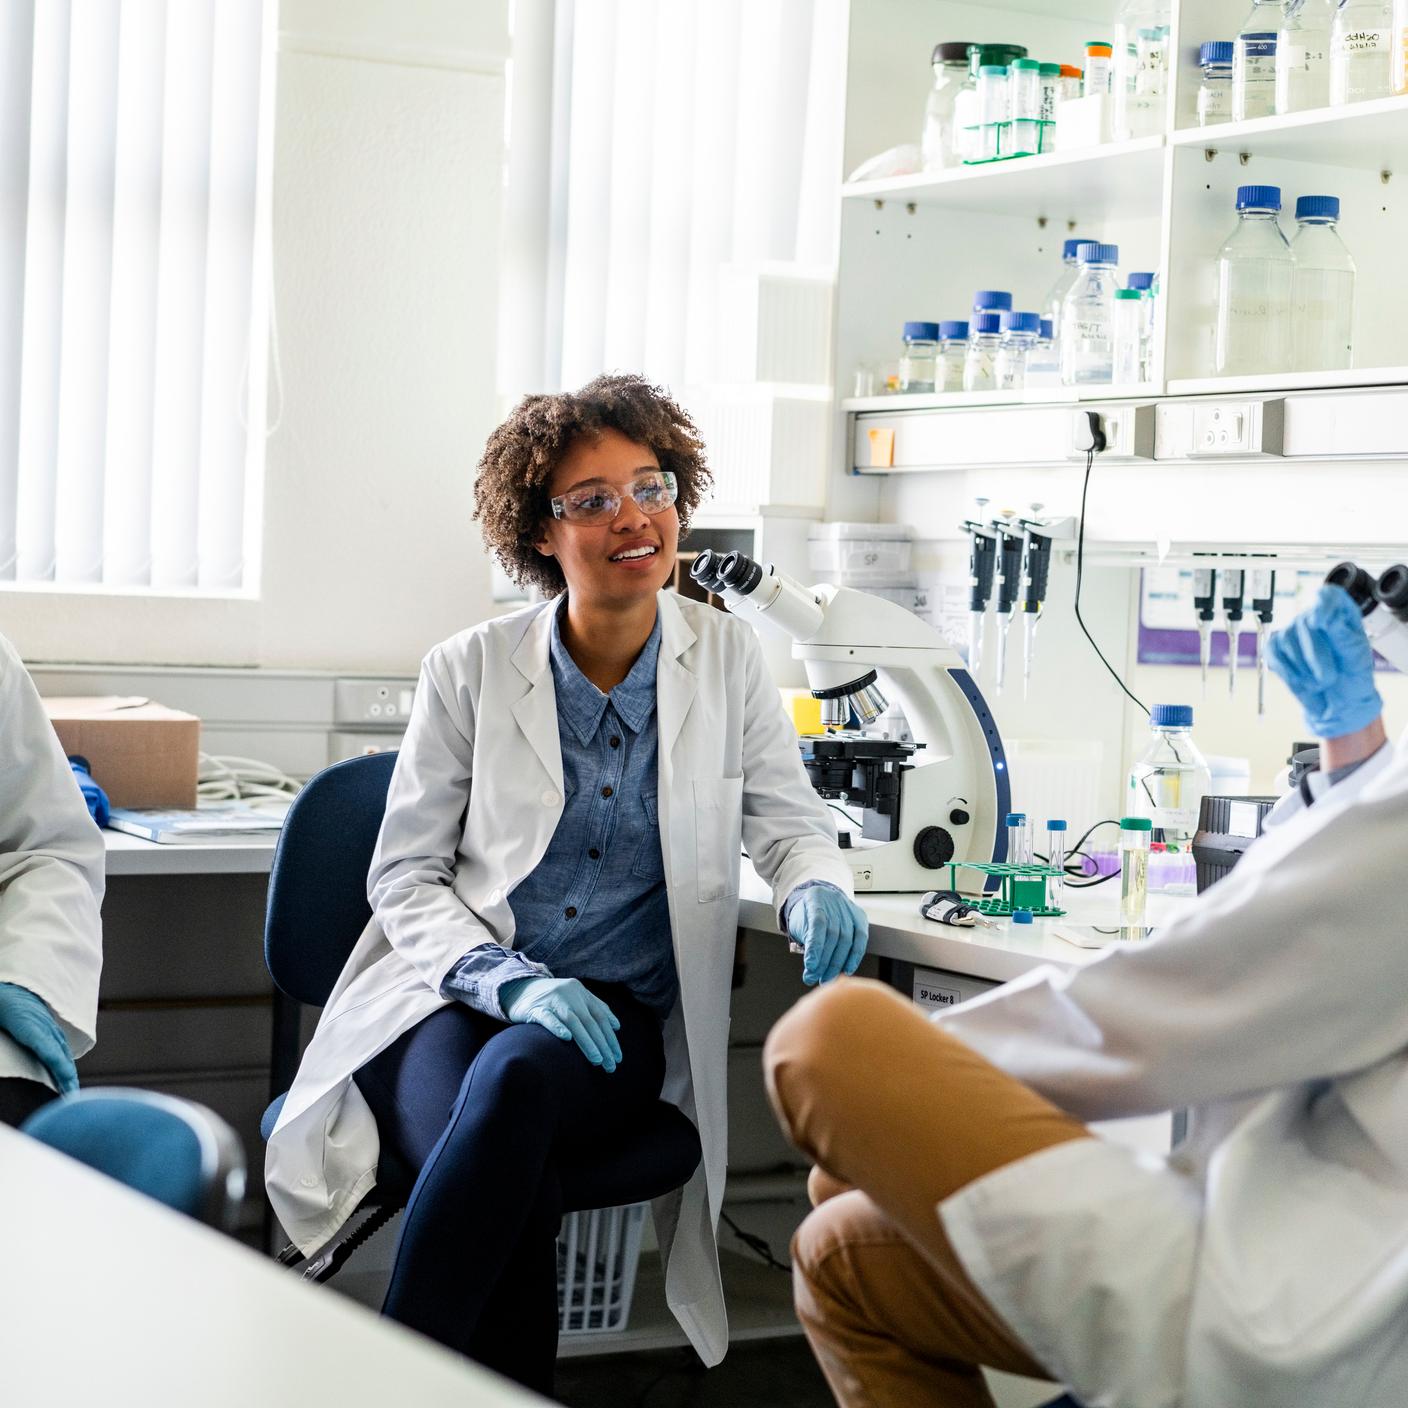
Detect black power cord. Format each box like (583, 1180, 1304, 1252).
(719, 1209, 792, 1275)
(1074, 420, 1150, 718)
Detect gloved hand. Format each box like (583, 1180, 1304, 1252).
(1266, 584, 1382, 740)
(786, 885, 869, 985)
(0, 983, 78, 1095)
(500, 976, 623, 1073)
(69, 755, 110, 827)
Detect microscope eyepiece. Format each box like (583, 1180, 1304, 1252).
(1325, 561, 1376, 615)
(716, 550, 764, 595)
(689, 550, 726, 593)
(1376, 564, 1408, 621)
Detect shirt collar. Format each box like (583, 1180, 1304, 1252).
(549, 599, 661, 745)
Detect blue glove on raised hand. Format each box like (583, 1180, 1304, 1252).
(0, 983, 78, 1095)
(786, 886, 869, 985)
(1266, 584, 1382, 740)
(499, 976, 623, 1073)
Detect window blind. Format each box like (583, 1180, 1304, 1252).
(0, 0, 275, 592)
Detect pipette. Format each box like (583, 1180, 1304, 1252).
(1221, 567, 1246, 697)
(961, 516, 998, 674)
(992, 519, 1025, 694)
(1192, 564, 1216, 697)
(1018, 519, 1054, 699)
(1249, 565, 1276, 716)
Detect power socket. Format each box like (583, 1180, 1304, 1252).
(333, 678, 417, 727)
(1189, 399, 1284, 457)
(1066, 404, 1155, 460)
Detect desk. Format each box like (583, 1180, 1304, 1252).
(0, 1124, 545, 1406)
(104, 829, 278, 877)
(739, 864, 1195, 983)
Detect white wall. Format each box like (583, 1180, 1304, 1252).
(3, 0, 509, 674)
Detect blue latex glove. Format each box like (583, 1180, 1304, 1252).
(1266, 584, 1382, 740)
(0, 983, 78, 1095)
(786, 886, 869, 985)
(500, 976, 623, 1073)
(68, 755, 111, 827)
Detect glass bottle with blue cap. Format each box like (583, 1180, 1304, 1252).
(899, 321, 941, 392)
(1126, 705, 1213, 869)
(1215, 185, 1293, 376)
(1290, 194, 1355, 373)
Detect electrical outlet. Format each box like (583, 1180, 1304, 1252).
(1066, 404, 1155, 460)
(1189, 399, 1284, 457)
(333, 678, 417, 727)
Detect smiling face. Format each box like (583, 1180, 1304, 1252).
(533, 427, 680, 607)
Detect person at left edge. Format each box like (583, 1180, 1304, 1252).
(0, 631, 104, 1127)
(265, 373, 866, 1388)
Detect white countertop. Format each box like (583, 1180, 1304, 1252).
(739, 864, 1195, 984)
(103, 827, 278, 876)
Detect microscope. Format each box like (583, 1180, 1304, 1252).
(690, 551, 1011, 892)
(1327, 561, 1408, 671)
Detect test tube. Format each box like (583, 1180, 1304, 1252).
(1045, 819, 1068, 901)
(1119, 816, 1152, 931)
(1005, 812, 1031, 864)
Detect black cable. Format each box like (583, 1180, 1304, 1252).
(1074, 446, 1150, 717)
(719, 1209, 791, 1275)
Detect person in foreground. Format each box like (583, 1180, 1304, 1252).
(266, 373, 867, 1391)
(765, 583, 1403, 1408)
(0, 631, 104, 1126)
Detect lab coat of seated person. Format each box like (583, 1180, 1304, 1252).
(764, 585, 1408, 1408)
(265, 374, 868, 1394)
(0, 632, 104, 1126)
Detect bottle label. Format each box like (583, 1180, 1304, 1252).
(1039, 81, 1057, 122)
(1281, 41, 1328, 73)
(1334, 28, 1389, 56)
(1238, 32, 1278, 79)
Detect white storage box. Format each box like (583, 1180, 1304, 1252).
(686, 386, 831, 510)
(717, 263, 835, 386)
(808, 522, 915, 582)
(557, 1202, 648, 1336)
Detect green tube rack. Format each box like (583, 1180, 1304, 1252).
(945, 861, 1066, 918)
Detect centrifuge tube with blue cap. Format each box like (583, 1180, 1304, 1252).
(1045, 819, 1068, 904)
(1005, 812, 1031, 864)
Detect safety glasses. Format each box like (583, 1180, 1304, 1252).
(550, 469, 677, 525)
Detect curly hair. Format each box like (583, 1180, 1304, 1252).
(473, 373, 713, 597)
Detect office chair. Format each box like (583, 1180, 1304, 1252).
(263, 751, 702, 1283)
(21, 1087, 247, 1231)
(1038, 1395, 1084, 1407)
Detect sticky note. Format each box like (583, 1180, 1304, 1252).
(867, 426, 895, 468)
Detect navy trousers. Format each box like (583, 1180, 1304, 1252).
(352, 981, 667, 1393)
(0, 1076, 53, 1128)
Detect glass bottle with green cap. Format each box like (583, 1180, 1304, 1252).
(1008, 58, 1043, 155)
(1119, 816, 1153, 929)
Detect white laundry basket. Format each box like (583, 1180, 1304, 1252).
(556, 1202, 649, 1336)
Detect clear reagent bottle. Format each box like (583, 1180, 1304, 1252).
(1234, 0, 1283, 119)
(1291, 193, 1356, 371)
(921, 42, 977, 171)
(1215, 184, 1294, 376)
(1276, 0, 1335, 112)
(1060, 241, 1120, 385)
(1332, 0, 1394, 105)
(1125, 704, 1213, 860)
(938, 320, 969, 390)
(1198, 40, 1235, 125)
(963, 312, 1003, 391)
(995, 310, 1041, 389)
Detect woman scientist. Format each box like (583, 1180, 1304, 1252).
(765, 582, 1408, 1408)
(266, 373, 867, 1391)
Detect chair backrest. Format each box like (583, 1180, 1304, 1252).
(21, 1088, 246, 1230)
(264, 751, 398, 1007)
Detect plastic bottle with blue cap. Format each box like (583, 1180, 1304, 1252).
(995, 310, 1042, 390)
(1197, 41, 1234, 125)
(963, 311, 1004, 391)
(1290, 194, 1355, 373)
(1126, 706, 1212, 882)
(1060, 242, 1121, 386)
(899, 321, 941, 392)
(937, 320, 969, 390)
(1215, 185, 1293, 376)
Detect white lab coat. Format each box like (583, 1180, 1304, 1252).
(265, 591, 851, 1365)
(0, 632, 104, 1087)
(937, 730, 1408, 1408)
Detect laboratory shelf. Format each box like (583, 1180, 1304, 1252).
(840, 136, 1167, 222)
(842, 382, 1158, 416)
(1170, 94, 1408, 171)
(1167, 367, 1408, 399)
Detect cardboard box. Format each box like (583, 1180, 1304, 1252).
(43, 696, 200, 808)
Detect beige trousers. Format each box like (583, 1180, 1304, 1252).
(764, 978, 1094, 1408)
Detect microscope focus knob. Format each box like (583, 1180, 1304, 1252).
(949, 807, 970, 826)
(913, 826, 956, 870)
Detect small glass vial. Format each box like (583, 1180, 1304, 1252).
(937, 319, 969, 390)
(1119, 816, 1152, 930)
(1127, 271, 1158, 380)
(1084, 41, 1114, 96)
(995, 310, 1041, 389)
(1058, 64, 1084, 103)
(1024, 317, 1062, 387)
(1005, 811, 1032, 865)
(899, 321, 940, 392)
(1198, 41, 1235, 125)
(975, 64, 1009, 160)
(963, 311, 1003, 391)
(1112, 288, 1144, 383)
(1045, 819, 1068, 903)
(1008, 58, 1042, 155)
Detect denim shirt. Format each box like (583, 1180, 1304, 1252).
(441, 601, 678, 1017)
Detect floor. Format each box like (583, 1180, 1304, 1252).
(555, 1339, 833, 1408)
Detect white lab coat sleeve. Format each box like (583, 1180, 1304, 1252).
(939, 754, 1408, 1123)
(0, 635, 104, 1059)
(367, 644, 503, 994)
(736, 625, 854, 922)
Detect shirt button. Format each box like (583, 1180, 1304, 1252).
(299, 1174, 319, 1188)
(601, 785, 614, 799)
(541, 790, 559, 807)
(588, 848, 601, 860)
(565, 906, 577, 919)
(609, 736, 621, 748)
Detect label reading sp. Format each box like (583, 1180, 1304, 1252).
(912, 978, 964, 1011)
